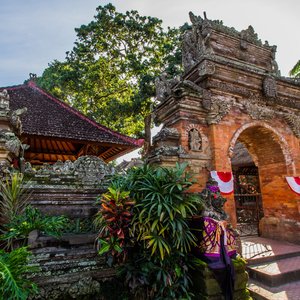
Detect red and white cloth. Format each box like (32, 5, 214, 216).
(210, 171, 234, 195)
(286, 177, 300, 196)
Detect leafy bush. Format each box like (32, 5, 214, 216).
(96, 163, 203, 299)
(0, 172, 30, 225)
(1, 206, 69, 248)
(94, 187, 135, 265)
(0, 247, 38, 300)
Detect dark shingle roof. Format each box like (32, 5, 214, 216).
(1, 81, 143, 147)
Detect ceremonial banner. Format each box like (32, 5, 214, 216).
(210, 171, 234, 195)
(286, 176, 300, 196)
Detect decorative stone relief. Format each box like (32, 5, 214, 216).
(263, 76, 277, 99)
(155, 73, 179, 102)
(198, 60, 215, 77)
(74, 155, 110, 184)
(282, 113, 300, 138)
(0, 89, 10, 115)
(205, 99, 232, 124)
(152, 145, 185, 156)
(182, 29, 199, 71)
(189, 128, 202, 151)
(244, 102, 275, 120)
(185, 124, 211, 156)
(0, 130, 23, 157)
(152, 127, 179, 143)
(240, 26, 260, 48)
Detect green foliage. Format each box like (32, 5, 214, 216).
(0, 172, 30, 225)
(37, 4, 182, 137)
(289, 60, 300, 77)
(1, 206, 68, 249)
(0, 247, 38, 300)
(94, 187, 135, 265)
(96, 163, 203, 299)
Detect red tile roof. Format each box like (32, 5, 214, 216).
(1, 81, 143, 148)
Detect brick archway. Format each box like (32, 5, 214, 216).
(228, 122, 295, 238)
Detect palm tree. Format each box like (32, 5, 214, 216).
(289, 60, 300, 77)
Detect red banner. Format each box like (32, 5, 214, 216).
(210, 171, 234, 195)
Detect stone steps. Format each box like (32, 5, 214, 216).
(248, 256, 300, 287)
(242, 237, 300, 300)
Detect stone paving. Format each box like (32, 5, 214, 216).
(241, 236, 300, 300)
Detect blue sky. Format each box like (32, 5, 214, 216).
(1, 0, 300, 88)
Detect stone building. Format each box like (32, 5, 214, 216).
(150, 12, 300, 243)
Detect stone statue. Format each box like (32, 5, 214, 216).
(189, 128, 202, 151)
(198, 177, 228, 221)
(10, 107, 27, 134)
(0, 89, 10, 114)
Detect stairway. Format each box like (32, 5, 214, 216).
(241, 236, 300, 300)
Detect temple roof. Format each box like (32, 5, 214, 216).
(0, 81, 143, 163)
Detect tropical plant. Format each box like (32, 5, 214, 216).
(97, 163, 203, 299)
(289, 60, 300, 77)
(1, 206, 68, 249)
(94, 187, 135, 265)
(0, 247, 38, 300)
(0, 172, 30, 225)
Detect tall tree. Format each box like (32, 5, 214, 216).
(37, 4, 182, 149)
(289, 60, 300, 77)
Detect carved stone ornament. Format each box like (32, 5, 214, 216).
(204, 99, 232, 124)
(198, 60, 215, 77)
(0, 130, 22, 157)
(283, 113, 300, 138)
(155, 73, 179, 102)
(152, 145, 185, 156)
(152, 127, 179, 143)
(182, 29, 199, 71)
(74, 155, 110, 184)
(240, 26, 260, 45)
(0, 89, 10, 116)
(263, 76, 277, 99)
(9, 107, 27, 134)
(189, 128, 202, 151)
(244, 102, 275, 120)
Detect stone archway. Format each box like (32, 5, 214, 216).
(228, 122, 296, 241)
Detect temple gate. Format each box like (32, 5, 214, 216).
(150, 12, 300, 243)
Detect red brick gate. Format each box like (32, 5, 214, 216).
(150, 13, 300, 243)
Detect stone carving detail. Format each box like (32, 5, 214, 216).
(152, 127, 179, 142)
(25, 155, 113, 186)
(182, 30, 199, 71)
(203, 98, 232, 124)
(198, 60, 215, 77)
(155, 73, 179, 102)
(0, 89, 10, 115)
(240, 26, 260, 50)
(152, 145, 185, 156)
(244, 102, 275, 120)
(74, 156, 110, 184)
(270, 45, 280, 76)
(0, 130, 29, 157)
(263, 76, 277, 99)
(189, 128, 202, 151)
(10, 107, 27, 135)
(283, 113, 300, 138)
(182, 12, 214, 72)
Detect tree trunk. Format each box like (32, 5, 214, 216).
(143, 114, 152, 157)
